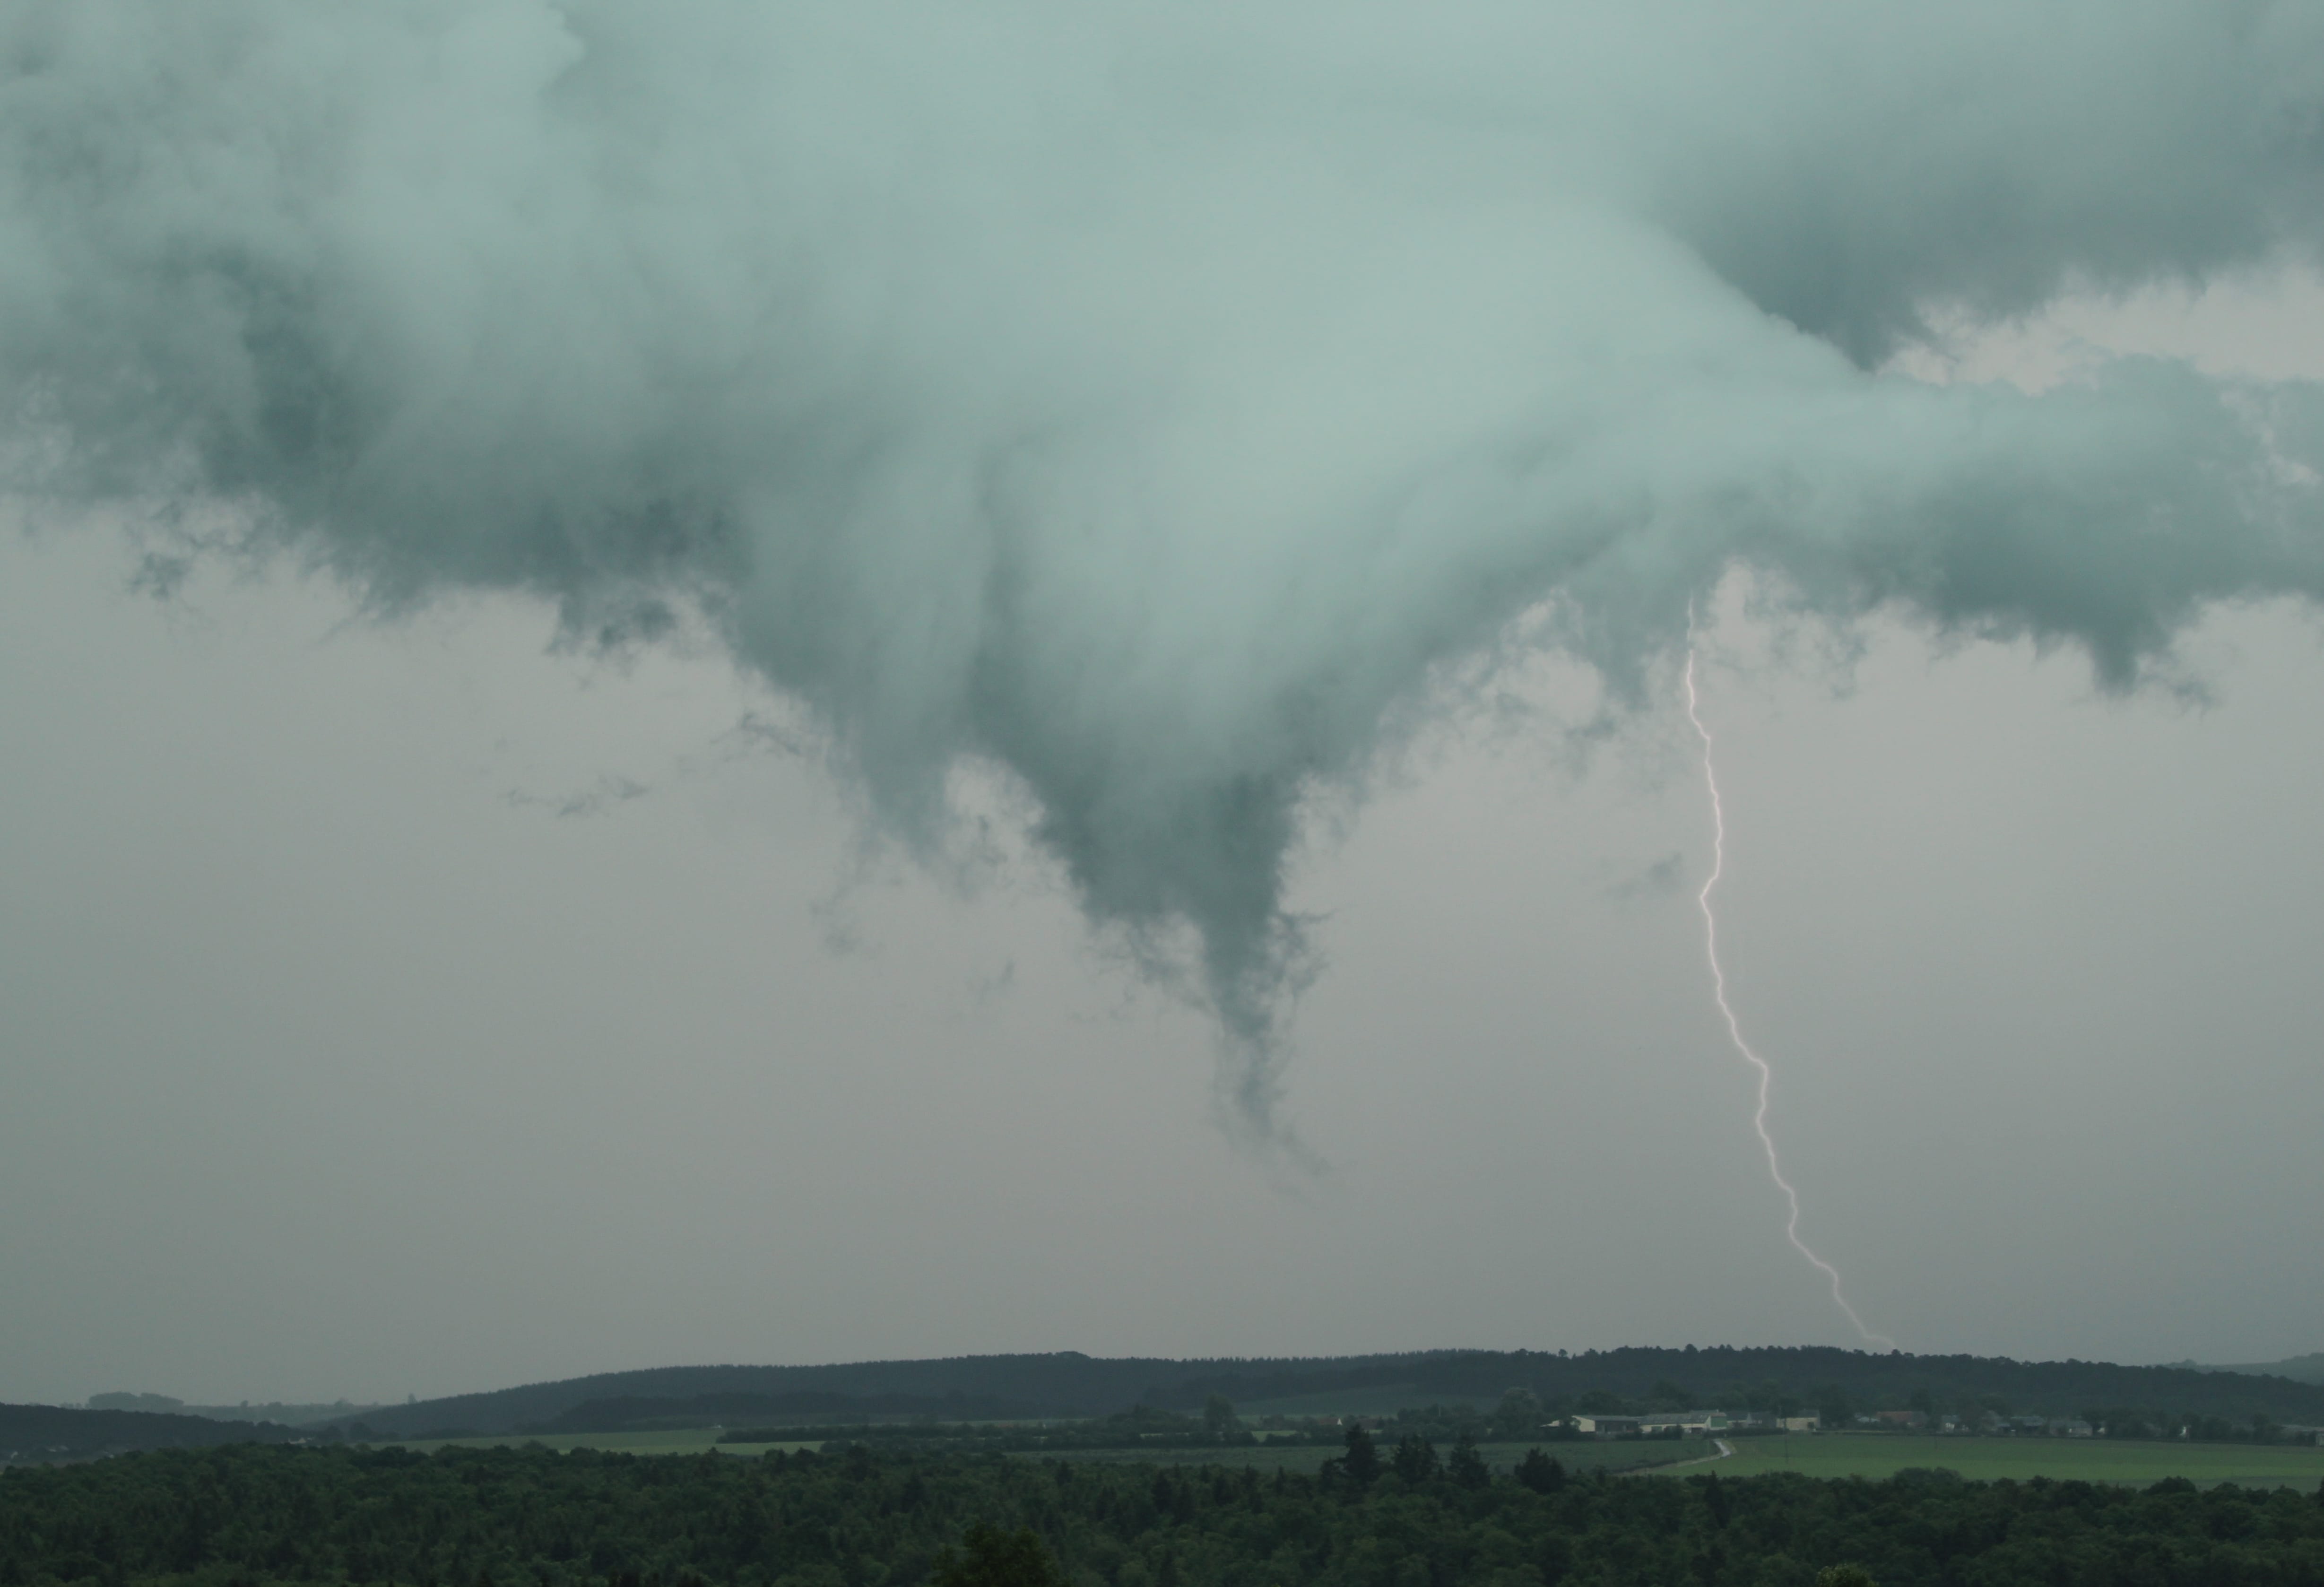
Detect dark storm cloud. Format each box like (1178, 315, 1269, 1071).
(4, 1, 2321, 1138)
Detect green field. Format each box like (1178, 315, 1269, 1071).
(1032, 1439, 1719, 1477)
(1687, 1434, 2324, 1489)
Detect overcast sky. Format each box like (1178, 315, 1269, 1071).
(3, 5, 2322, 1406)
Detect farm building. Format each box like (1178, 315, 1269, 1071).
(1569, 1411, 1734, 1438)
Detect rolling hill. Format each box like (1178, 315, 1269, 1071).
(2203, 1353, 2324, 1387)
(0, 1404, 310, 1463)
(325, 1347, 2324, 1438)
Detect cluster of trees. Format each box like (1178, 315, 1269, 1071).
(1320, 1426, 1506, 1493)
(4, 1436, 2324, 1587)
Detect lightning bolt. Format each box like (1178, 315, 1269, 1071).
(1684, 641, 1895, 1352)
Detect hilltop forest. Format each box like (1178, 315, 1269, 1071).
(318, 1348, 2324, 1441)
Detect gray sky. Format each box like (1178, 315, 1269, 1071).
(3, 6, 2323, 1405)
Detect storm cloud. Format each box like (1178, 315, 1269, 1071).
(5, 1, 2321, 1136)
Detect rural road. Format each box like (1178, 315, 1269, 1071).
(1657, 1439, 1735, 1471)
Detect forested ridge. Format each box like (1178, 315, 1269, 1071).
(11, 1343, 2317, 1466)
(5, 1440, 2323, 1587)
(0, 1411, 304, 1465)
(336, 1349, 2324, 1440)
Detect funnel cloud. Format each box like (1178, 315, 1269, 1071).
(5, 3, 2322, 1136)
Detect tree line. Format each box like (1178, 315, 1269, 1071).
(4, 1435, 2323, 1587)
(0, 1408, 307, 1467)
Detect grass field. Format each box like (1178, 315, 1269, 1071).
(1686, 1434, 2324, 1490)
(1032, 1439, 1720, 1477)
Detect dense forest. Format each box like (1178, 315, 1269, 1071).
(4, 1439, 2323, 1587)
(332, 1350, 2324, 1440)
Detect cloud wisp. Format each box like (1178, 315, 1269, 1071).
(4, 2, 2322, 1141)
